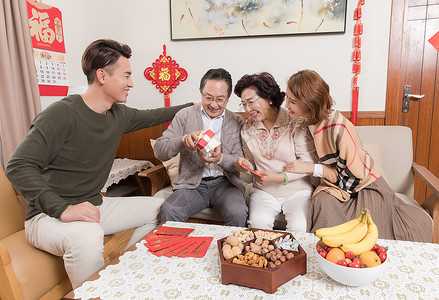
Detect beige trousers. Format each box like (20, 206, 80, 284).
(24, 196, 165, 288)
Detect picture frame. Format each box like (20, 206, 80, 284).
(170, 0, 347, 41)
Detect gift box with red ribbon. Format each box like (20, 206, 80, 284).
(195, 130, 221, 155)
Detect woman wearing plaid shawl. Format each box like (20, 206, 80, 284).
(284, 70, 432, 242)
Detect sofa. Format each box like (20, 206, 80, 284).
(137, 125, 438, 243)
(0, 167, 122, 300)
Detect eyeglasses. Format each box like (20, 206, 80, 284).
(239, 97, 261, 109)
(201, 91, 228, 105)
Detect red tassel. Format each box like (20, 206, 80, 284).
(164, 93, 171, 128)
(351, 87, 359, 126)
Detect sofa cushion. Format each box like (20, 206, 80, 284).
(363, 142, 388, 182)
(150, 139, 179, 187)
(1, 230, 68, 300)
(356, 126, 414, 196)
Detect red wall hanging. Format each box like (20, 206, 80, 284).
(351, 0, 365, 126)
(144, 45, 188, 111)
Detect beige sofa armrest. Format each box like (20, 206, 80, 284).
(138, 164, 171, 196)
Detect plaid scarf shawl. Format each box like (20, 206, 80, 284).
(312, 111, 380, 201)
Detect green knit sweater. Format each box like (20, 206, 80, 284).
(6, 95, 191, 220)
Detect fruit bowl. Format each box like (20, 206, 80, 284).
(315, 242, 388, 286)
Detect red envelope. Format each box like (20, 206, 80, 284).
(145, 235, 175, 246)
(145, 232, 167, 241)
(176, 237, 206, 257)
(241, 163, 264, 178)
(151, 238, 190, 257)
(145, 236, 186, 252)
(154, 226, 195, 236)
(162, 239, 194, 257)
(186, 237, 213, 258)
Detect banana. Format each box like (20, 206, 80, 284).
(341, 215, 379, 255)
(315, 210, 365, 238)
(320, 215, 368, 248)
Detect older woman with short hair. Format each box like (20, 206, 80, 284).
(234, 72, 317, 232)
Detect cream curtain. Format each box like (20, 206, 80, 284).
(0, 0, 41, 164)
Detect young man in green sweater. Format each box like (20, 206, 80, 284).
(6, 39, 192, 288)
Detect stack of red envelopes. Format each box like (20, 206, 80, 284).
(144, 226, 213, 258)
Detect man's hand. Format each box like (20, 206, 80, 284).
(60, 201, 100, 223)
(183, 130, 203, 151)
(197, 145, 222, 164)
(284, 160, 314, 174)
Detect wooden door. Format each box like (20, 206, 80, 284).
(386, 0, 439, 203)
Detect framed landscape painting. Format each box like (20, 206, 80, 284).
(170, 0, 347, 40)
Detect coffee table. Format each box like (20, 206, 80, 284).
(64, 221, 439, 299)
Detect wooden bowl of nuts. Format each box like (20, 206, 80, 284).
(217, 228, 306, 294)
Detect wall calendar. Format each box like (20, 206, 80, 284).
(27, 0, 68, 96)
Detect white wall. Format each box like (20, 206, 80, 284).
(40, 0, 391, 113)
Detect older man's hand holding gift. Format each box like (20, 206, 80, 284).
(183, 129, 222, 164)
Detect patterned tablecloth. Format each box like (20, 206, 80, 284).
(74, 221, 439, 299)
(101, 158, 154, 193)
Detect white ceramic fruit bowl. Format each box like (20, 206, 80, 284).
(315, 243, 389, 286)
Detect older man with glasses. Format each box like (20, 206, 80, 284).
(153, 68, 248, 226)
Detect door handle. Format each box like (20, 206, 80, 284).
(402, 85, 425, 113)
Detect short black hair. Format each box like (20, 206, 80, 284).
(234, 72, 285, 109)
(199, 68, 233, 98)
(82, 39, 132, 84)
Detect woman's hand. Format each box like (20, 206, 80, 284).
(254, 171, 284, 184)
(235, 157, 251, 172)
(284, 160, 314, 174)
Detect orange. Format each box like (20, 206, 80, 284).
(359, 251, 382, 267)
(326, 248, 346, 264)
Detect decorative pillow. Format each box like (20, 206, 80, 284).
(150, 139, 180, 186)
(363, 142, 387, 182)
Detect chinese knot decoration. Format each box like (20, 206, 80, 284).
(351, 0, 365, 126)
(144, 45, 188, 108)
